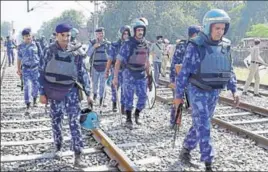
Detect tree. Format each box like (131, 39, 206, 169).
(246, 24, 268, 37)
(1, 21, 12, 37)
(37, 9, 87, 42)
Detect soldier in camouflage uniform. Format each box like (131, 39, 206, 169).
(5, 35, 17, 66)
(105, 25, 131, 113)
(173, 9, 240, 171)
(113, 18, 151, 130)
(17, 28, 42, 109)
(169, 25, 200, 127)
(39, 23, 92, 168)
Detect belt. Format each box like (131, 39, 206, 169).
(23, 64, 38, 69)
(251, 61, 262, 65)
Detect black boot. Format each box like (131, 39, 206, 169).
(33, 97, 37, 107)
(205, 162, 213, 172)
(112, 102, 117, 112)
(179, 147, 191, 164)
(54, 144, 62, 160)
(74, 152, 88, 168)
(99, 98, 107, 107)
(125, 110, 133, 130)
(93, 94, 97, 101)
(26, 103, 31, 109)
(121, 105, 125, 115)
(134, 109, 142, 125)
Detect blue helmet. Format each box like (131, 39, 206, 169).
(71, 28, 79, 38)
(130, 18, 147, 37)
(139, 17, 148, 26)
(117, 25, 131, 40)
(80, 108, 99, 130)
(202, 9, 230, 36)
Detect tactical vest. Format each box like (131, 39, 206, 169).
(43, 43, 80, 101)
(127, 42, 149, 72)
(91, 40, 109, 72)
(125, 39, 149, 79)
(189, 34, 232, 90)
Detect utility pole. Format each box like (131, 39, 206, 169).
(27, 0, 30, 12)
(95, 1, 99, 30)
(90, 1, 99, 39)
(27, 0, 34, 13)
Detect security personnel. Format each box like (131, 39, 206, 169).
(105, 25, 131, 112)
(5, 35, 17, 66)
(242, 39, 268, 97)
(17, 28, 42, 109)
(39, 36, 48, 51)
(49, 32, 56, 44)
(39, 23, 92, 168)
(87, 27, 111, 106)
(161, 38, 171, 77)
(169, 26, 200, 127)
(173, 9, 240, 171)
(113, 18, 151, 129)
(150, 35, 164, 87)
(71, 28, 79, 44)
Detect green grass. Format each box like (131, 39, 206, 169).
(234, 67, 268, 85)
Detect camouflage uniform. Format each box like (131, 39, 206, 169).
(109, 41, 125, 105)
(39, 42, 91, 153)
(17, 41, 41, 104)
(169, 41, 187, 125)
(175, 42, 237, 163)
(117, 37, 149, 112)
(5, 39, 16, 65)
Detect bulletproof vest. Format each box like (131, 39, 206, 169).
(93, 42, 108, 66)
(127, 40, 149, 72)
(189, 33, 232, 90)
(44, 44, 78, 86)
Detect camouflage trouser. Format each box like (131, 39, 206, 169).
(124, 70, 147, 111)
(182, 83, 220, 163)
(92, 67, 106, 98)
(49, 87, 83, 153)
(22, 68, 39, 104)
(170, 89, 176, 125)
(7, 49, 15, 65)
(111, 69, 125, 105)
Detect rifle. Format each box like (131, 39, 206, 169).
(184, 91, 190, 109)
(172, 103, 183, 148)
(115, 87, 122, 125)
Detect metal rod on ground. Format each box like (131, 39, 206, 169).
(115, 87, 122, 125)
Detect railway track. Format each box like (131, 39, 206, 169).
(158, 78, 268, 150)
(165, 67, 268, 97)
(0, 51, 139, 171)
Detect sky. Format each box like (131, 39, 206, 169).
(1, 1, 95, 34)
